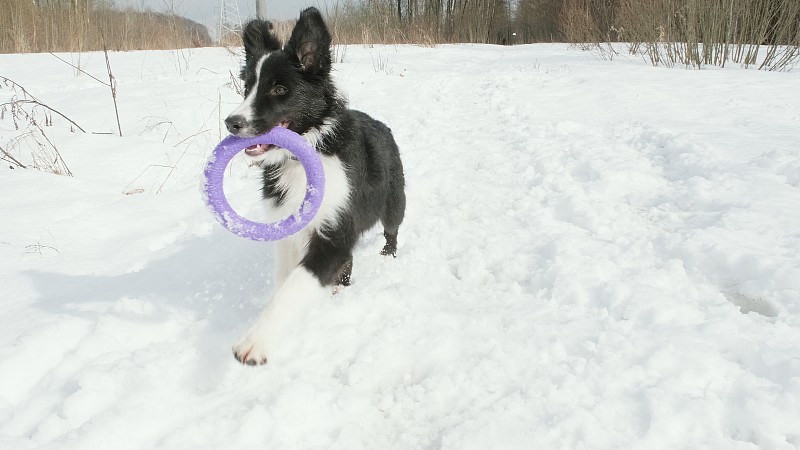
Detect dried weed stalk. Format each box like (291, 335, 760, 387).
(0, 76, 83, 175)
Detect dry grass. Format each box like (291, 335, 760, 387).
(0, 76, 76, 175)
(562, 0, 800, 70)
(0, 0, 211, 54)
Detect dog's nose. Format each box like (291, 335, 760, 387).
(225, 115, 246, 134)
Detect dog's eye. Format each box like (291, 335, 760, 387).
(270, 85, 288, 96)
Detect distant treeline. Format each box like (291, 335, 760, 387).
(1, 0, 797, 70)
(320, 0, 798, 69)
(324, 0, 799, 47)
(0, 0, 211, 54)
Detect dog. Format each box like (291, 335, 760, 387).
(224, 8, 406, 365)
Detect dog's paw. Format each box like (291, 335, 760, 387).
(380, 244, 397, 258)
(232, 335, 270, 366)
(381, 232, 398, 258)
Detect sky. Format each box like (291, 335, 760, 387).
(114, 0, 333, 35)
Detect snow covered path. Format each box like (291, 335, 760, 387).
(2, 45, 800, 449)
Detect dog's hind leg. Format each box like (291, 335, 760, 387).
(335, 257, 353, 286)
(380, 177, 405, 258)
(380, 232, 398, 258)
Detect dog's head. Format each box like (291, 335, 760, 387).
(225, 7, 334, 151)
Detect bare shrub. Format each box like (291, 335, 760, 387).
(0, 77, 80, 175)
(612, 0, 800, 70)
(561, 0, 603, 44)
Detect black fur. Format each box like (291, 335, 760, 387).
(260, 163, 289, 206)
(227, 8, 405, 286)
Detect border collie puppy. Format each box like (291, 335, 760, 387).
(224, 8, 405, 365)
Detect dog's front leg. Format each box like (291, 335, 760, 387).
(233, 266, 325, 365)
(274, 238, 303, 288)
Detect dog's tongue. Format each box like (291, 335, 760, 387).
(245, 144, 270, 156)
(243, 122, 291, 156)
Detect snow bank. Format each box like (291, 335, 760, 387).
(1, 44, 799, 449)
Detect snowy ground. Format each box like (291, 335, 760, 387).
(1, 44, 800, 449)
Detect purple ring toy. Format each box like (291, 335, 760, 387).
(202, 127, 325, 241)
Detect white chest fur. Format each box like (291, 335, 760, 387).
(262, 153, 351, 239)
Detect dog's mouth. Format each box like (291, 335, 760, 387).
(244, 120, 291, 156)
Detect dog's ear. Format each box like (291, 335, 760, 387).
(285, 8, 332, 74)
(242, 19, 281, 63)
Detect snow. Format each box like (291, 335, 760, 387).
(2, 44, 800, 449)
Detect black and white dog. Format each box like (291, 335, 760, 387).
(224, 8, 405, 365)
